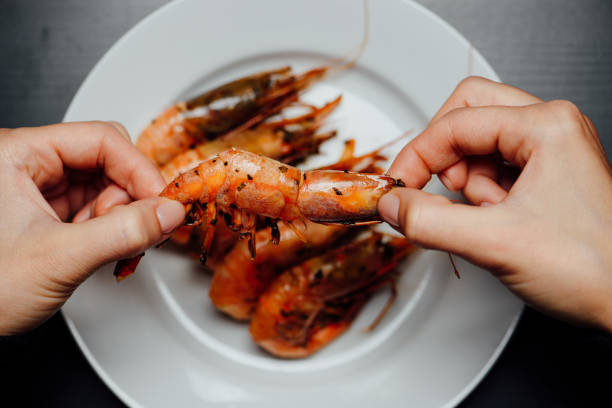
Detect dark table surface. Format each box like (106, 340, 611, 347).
(1, 1, 611, 406)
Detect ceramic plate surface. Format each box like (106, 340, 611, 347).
(63, 0, 522, 406)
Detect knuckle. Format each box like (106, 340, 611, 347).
(107, 121, 131, 141)
(536, 100, 584, 146)
(548, 99, 582, 121)
(456, 76, 488, 92)
(90, 121, 125, 142)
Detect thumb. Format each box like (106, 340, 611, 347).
(378, 188, 502, 263)
(59, 197, 185, 280)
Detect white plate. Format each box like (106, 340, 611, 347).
(62, 0, 523, 407)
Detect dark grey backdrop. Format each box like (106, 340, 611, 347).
(1, 1, 611, 407)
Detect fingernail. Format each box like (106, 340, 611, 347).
(439, 174, 455, 191)
(156, 198, 185, 233)
(378, 193, 400, 228)
(72, 205, 92, 223)
(480, 201, 492, 207)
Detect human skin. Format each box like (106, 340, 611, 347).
(378, 77, 612, 331)
(0, 121, 185, 335)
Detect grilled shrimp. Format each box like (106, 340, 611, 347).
(209, 221, 357, 320)
(136, 4, 369, 168)
(114, 148, 403, 281)
(137, 67, 309, 166)
(137, 43, 366, 167)
(249, 231, 415, 358)
(207, 141, 394, 319)
(160, 96, 341, 182)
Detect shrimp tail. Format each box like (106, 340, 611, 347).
(113, 253, 143, 282)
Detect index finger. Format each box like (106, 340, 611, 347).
(432, 76, 542, 122)
(388, 103, 549, 188)
(12, 121, 166, 199)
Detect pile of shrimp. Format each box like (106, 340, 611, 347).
(116, 52, 418, 358)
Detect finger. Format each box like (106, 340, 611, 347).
(47, 195, 72, 221)
(388, 103, 561, 188)
(72, 198, 94, 223)
(107, 121, 131, 142)
(432, 76, 542, 122)
(47, 183, 100, 221)
(72, 184, 136, 222)
(42, 172, 70, 200)
(377, 188, 509, 267)
(68, 181, 100, 214)
(463, 175, 507, 206)
(462, 156, 507, 205)
(581, 113, 608, 159)
(94, 184, 133, 216)
(438, 159, 467, 192)
(55, 197, 185, 283)
(47, 171, 108, 221)
(12, 121, 165, 199)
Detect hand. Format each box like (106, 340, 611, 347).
(378, 77, 612, 331)
(0, 122, 185, 335)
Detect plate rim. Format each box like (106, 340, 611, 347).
(62, 0, 522, 407)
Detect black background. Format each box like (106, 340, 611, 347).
(1, 1, 611, 406)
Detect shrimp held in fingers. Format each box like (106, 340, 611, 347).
(190, 134, 392, 262)
(113, 148, 403, 281)
(249, 231, 415, 358)
(161, 96, 340, 248)
(207, 140, 394, 318)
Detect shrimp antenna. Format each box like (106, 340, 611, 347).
(326, 0, 370, 74)
(364, 278, 397, 332)
(448, 252, 461, 279)
(376, 129, 413, 152)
